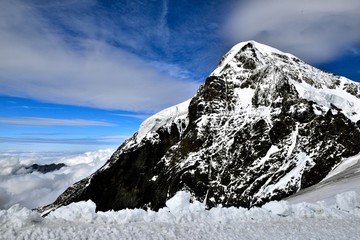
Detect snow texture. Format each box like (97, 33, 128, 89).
(1, 190, 360, 240)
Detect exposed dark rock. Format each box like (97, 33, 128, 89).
(26, 163, 66, 174)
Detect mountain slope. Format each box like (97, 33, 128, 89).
(38, 41, 360, 213)
(287, 152, 360, 205)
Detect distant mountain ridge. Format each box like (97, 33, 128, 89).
(38, 41, 360, 213)
(26, 163, 66, 174)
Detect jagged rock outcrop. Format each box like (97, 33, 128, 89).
(38, 41, 360, 213)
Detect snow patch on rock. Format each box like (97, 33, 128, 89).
(136, 99, 191, 142)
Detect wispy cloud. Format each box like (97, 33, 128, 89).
(113, 113, 150, 120)
(158, 0, 170, 46)
(0, 136, 119, 145)
(21, 132, 78, 136)
(350, 48, 360, 56)
(0, 117, 116, 126)
(99, 135, 130, 140)
(0, 0, 198, 112)
(11, 105, 61, 110)
(225, 0, 360, 63)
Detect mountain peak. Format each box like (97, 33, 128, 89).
(38, 41, 360, 214)
(211, 40, 297, 76)
(209, 40, 360, 123)
(236, 40, 292, 57)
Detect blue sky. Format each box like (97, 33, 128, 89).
(1, 0, 360, 152)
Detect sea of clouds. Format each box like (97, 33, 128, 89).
(0, 149, 114, 209)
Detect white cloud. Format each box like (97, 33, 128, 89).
(0, 117, 116, 126)
(158, 0, 170, 44)
(0, 0, 198, 112)
(113, 113, 151, 120)
(225, 0, 360, 63)
(0, 137, 121, 146)
(98, 135, 130, 140)
(0, 149, 114, 209)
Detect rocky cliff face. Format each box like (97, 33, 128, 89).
(38, 41, 360, 213)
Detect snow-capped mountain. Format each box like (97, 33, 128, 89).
(38, 41, 360, 213)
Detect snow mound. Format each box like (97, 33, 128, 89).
(1, 191, 360, 239)
(165, 191, 192, 214)
(336, 191, 360, 212)
(262, 201, 291, 216)
(47, 200, 97, 223)
(0, 204, 43, 228)
(46, 190, 360, 223)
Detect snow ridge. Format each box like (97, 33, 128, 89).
(136, 99, 191, 142)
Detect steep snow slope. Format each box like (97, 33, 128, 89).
(39, 40, 360, 213)
(287, 153, 360, 205)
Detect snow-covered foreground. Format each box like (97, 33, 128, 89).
(1, 152, 360, 239)
(1, 191, 360, 240)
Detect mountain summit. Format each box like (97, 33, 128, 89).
(39, 41, 360, 213)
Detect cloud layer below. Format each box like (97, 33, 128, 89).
(225, 0, 360, 63)
(0, 149, 114, 209)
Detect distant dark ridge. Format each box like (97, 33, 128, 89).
(26, 163, 66, 174)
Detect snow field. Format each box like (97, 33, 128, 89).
(1, 191, 360, 240)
